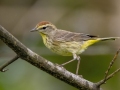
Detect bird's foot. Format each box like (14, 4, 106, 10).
(55, 63, 64, 68)
(77, 75, 83, 78)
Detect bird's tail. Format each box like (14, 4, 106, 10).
(81, 37, 119, 50)
(98, 37, 120, 41)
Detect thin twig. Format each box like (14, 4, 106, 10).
(104, 48, 120, 80)
(0, 55, 19, 72)
(105, 68, 120, 81)
(97, 68, 120, 86)
(96, 48, 120, 86)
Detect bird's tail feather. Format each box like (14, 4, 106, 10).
(99, 37, 120, 41)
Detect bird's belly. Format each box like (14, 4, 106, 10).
(48, 41, 84, 56)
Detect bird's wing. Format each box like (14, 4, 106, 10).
(52, 30, 98, 42)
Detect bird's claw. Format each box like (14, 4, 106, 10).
(55, 63, 66, 69)
(78, 75, 83, 78)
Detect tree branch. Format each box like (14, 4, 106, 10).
(0, 26, 102, 90)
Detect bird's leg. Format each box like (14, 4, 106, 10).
(76, 56, 80, 75)
(61, 54, 81, 75)
(61, 59, 75, 66)
(61, 53, 77, 66)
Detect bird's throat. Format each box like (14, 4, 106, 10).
(39, 32, 48, 45)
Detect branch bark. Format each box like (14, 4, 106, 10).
(1, 25, 114, 90)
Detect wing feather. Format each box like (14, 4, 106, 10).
(52, 30, 98, 42)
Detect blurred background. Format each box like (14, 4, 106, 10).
(0, 0, 120, 90)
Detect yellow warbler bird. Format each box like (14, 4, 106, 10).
(31, 21, 119, 75)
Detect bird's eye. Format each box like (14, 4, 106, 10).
(42, 26, 47, 30)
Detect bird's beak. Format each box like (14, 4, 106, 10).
(30, 27, 38, 32)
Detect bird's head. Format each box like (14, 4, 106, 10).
(31, 21, 57, 35)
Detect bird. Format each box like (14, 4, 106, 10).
(30, 21, 119, 75)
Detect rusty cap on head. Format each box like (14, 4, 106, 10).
(30, 21, 51, 32)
